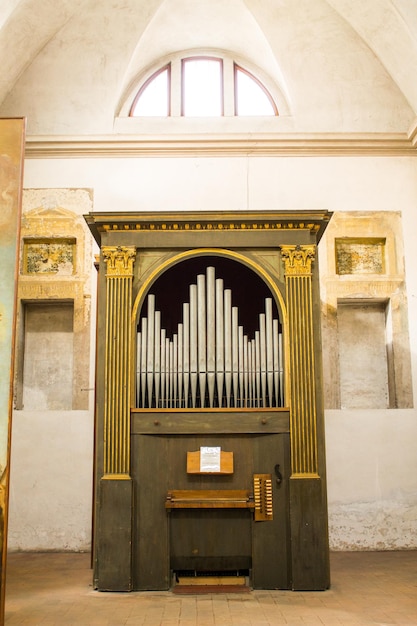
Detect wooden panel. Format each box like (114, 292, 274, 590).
(131, 410, 290, 434)
(132, 435, 170, 591)
(289, 476, 330, 590)
(251, 433, 291, 589)
(95, 477, 133, 591)
(170, 510, 252, 572)
(132, 433, 254, 588)
(132, 431, 291, 589)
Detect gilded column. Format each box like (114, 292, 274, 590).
(281, 244, 318, 478)
(102, 245, 136, 477)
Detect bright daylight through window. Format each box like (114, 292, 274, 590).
(130, 57, 277, 117)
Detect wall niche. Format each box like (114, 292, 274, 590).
(320, 211, 413, 410)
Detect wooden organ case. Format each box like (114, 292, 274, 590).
(85, 210, 332, 593)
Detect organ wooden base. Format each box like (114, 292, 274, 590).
(86, 210, 332, 592)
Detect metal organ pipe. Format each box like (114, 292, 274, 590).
(136, 266, 284, 409)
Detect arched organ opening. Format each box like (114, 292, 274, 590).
(136, 265, 284, 409)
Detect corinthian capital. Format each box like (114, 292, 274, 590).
(281, 244, 315, 276)
(102, 246, 136, 276)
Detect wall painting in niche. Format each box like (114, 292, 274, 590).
(23, 238, 75, 275)
(335, 238, 385, 275)
(0, 118, 25, 619)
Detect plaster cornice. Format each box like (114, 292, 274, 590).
(408, 119, 417, 149)
(24, 133, 417, 158)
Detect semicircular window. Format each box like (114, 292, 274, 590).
(234, 65, 277, 116)
(130, 56, 278, 118)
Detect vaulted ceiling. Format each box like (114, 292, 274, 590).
(0, 0, 416, 136)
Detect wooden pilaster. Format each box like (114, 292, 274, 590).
(281, 244, 330, 590)
(95, 245, 136, 591)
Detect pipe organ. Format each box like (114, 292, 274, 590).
(85, 210, 331, 595)
(136, 266, 284, 409)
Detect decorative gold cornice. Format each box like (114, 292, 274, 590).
(102, 220, 321, 233)
(281, 245, 315, 276)
(85, 210, 332, 246)
(25, 133, 417, 158)
(102, 246, 136, 276)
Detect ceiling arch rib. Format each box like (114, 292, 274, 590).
(0, 0, 85, 106)
(242, 0, 414, 133)
(0, 0, 21, 29)
(325, 0, 417, 115)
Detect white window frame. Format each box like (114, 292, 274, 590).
(126, 52, 282, 119)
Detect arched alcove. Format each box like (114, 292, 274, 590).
(136, 255, 284, 410)
(139, 255, 282, 336)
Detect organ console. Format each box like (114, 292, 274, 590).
(136, 265, 284, 409)
(85, 209, 332, 593)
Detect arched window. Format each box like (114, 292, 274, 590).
(182, 57, 223, 117)
(129, 55, 278, 118)
(130, 65, 170, 117)
(234, 65, 277, 116)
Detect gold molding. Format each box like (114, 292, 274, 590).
(290, 473, 320, 480)
(131, 247, 287, 327)
(101, 221, 321, 234)
(283, 244, 318, 477)
(85, 210, 332, 246)
(101, 473, 131, 481)
(281, 244, 315, 276)
(103, 245, 136, 475)
(25, 133, 417, 158)
(103, 245, 136, 276)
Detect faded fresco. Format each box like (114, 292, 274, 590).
(336, 239, 385, 275)
(24, 239, 75, 275)
(0, 118, 25, 614)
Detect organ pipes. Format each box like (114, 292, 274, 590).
(136, 266, 284, 409)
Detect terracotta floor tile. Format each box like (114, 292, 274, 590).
(4, 551, 417, 625)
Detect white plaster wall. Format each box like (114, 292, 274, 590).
(10, 152, 417, 551)
(23, 155, 417, 213)
(325, 410, 417, 550)
(8, 411, 93, 551)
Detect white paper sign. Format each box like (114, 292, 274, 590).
(200, 446, 221, 472)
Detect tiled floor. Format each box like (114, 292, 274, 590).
(5, 551, 417, 625)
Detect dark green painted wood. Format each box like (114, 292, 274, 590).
(289, 477, 330, 590)
(88, 209, 332, 593)
(95, 477, 133, 591)
(170, 509, 252, 571)
(132, 430, 291, 590)
(251, 433, 291, 589)
(131, 410, 290, 435)
(132, 435, 170, 590)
